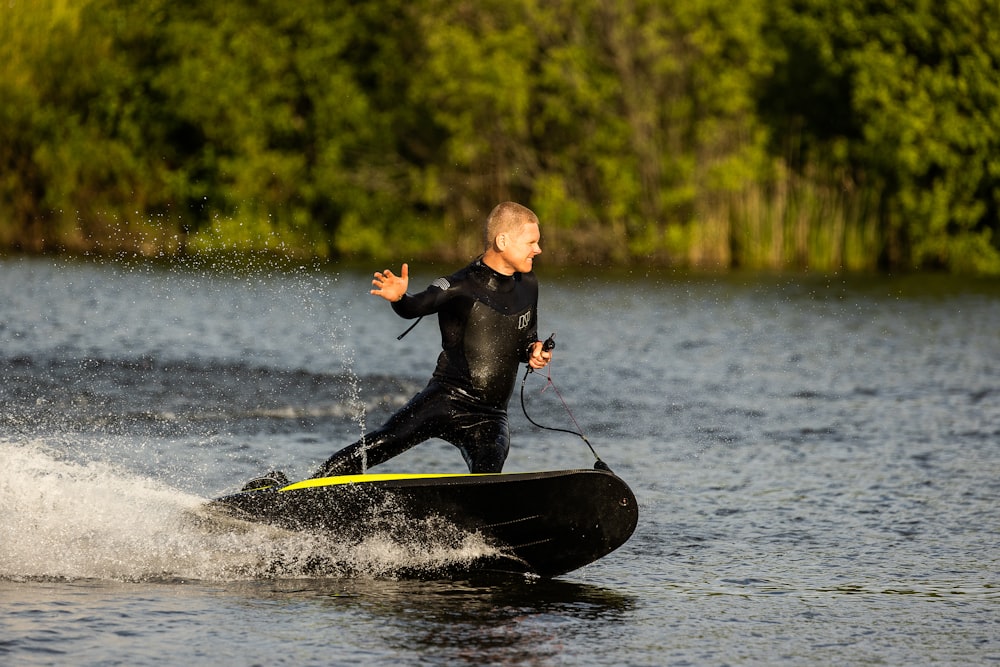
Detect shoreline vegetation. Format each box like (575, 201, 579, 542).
(2, 1, 998, 274)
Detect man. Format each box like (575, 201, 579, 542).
(311, 201, 552, 478)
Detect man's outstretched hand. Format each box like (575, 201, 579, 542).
(371, 263, 409, 302)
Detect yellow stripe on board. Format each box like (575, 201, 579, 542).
(280, 472, 500, 492)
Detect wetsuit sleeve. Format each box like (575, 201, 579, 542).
(390, 280, 452, 319)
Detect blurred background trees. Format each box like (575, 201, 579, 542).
(2, 0, 997, 272)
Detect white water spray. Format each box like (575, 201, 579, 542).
(0, 440, 496, 582)
(325, 283, 371, 473)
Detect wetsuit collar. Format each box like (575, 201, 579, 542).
(473, 256, 518, 292)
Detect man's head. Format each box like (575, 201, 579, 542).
(482, 202, 542, 275)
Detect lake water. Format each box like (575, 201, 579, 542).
(1, 256, 998, 665)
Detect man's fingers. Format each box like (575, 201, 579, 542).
(377, 265, 407, 282)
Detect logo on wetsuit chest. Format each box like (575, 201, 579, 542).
(517, 311, 532, 330)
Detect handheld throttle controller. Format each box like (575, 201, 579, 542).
(527, 333, 556, 373)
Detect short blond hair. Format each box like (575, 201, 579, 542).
(483, 202, 539, 251)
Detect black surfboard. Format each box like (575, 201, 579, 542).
(208, 469, 638, 577)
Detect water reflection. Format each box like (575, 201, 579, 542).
(224, 576, 635, 664)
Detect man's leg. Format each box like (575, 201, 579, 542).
(311, 383, 449, 478)
(446, 410, 510, 474)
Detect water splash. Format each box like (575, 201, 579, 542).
(0, 440, 496, 583)
(324, 281, 371, 473)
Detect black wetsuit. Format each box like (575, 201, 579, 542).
(313, 258, 540, 477)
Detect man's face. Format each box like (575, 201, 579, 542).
(499, 222, 542, 274)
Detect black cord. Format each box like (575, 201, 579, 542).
(396, 316, 424, 340)
(520, 341, 611, 472)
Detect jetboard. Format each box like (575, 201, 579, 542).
(207, 469, 638, 577)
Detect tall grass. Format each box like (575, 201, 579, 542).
(701, 160, 882, 272)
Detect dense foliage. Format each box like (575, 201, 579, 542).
(2, 0, 998, 272)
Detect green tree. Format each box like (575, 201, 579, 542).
(760, 0, 1000, 273)
(81, 0, 380, 256)
(3, 0, 997, 273)
(409, 0, 774, 264)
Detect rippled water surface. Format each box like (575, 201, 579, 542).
(2, 257, 998, 665)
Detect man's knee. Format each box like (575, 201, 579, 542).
(461, 435, 509, 473)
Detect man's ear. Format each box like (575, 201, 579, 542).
(495, 233, 508, 250)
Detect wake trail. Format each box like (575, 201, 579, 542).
(0, 440, 496, 583)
